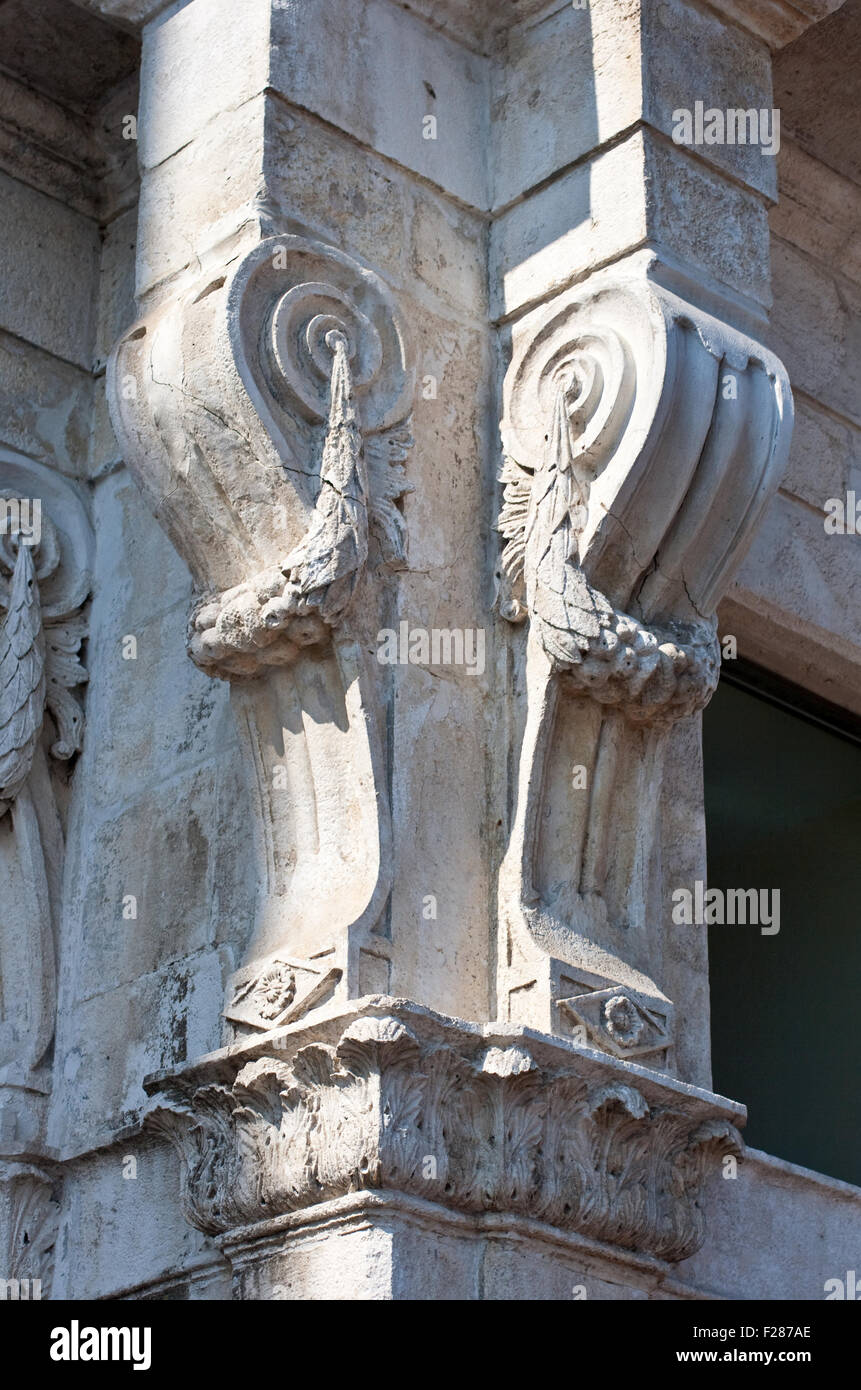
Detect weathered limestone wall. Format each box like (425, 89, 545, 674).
(0, 2, 236, 1296)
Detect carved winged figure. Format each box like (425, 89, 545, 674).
(280, 330, 370, 623)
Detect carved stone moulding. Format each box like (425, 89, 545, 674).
(496, 266, 793, 1061)
(145, 1000, 744, 1267)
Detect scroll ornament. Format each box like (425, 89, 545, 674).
(495, 275, 793, 1054)
(107, 237, 414, 1029)
(109, 235, 414, 683)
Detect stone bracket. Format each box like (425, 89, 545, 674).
(496, 266, 793, 1053)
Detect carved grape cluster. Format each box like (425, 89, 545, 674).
(189, 568, 329, 679)
(551, 607, 720, 726)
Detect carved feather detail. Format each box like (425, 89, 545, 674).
(0, 544, 46, 814)
(282, 331, 369, 625)
(283, 337, 414, 607)
(525, 383, 616, 661)
(499, 382, 719, 722)
(0, 542, 88, 813)
(189, 332, 414, 677)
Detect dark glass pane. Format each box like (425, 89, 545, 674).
(703, 673, 861, 1186)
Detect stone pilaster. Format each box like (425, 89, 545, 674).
(105, 0, 809, 1297)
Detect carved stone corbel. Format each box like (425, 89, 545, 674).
(0, 457, 91, 1093)
(108, 236, 415, 1033)
(496, 273, 793, 1062)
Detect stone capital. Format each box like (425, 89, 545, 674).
(145, 999, 744, 1292)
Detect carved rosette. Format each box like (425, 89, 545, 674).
(146, 1008, 742, 1264)
(496, 273, 793, 1056)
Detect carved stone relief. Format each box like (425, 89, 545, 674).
(146, 1005, 743, 1264)
(496, 273, 793, 1059)
(108, 236, 415, 1033)
(0, 1161, 59, 1298)
(0, 456, 91, 1085)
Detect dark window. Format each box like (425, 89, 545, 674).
(703, 661, 861, 1187)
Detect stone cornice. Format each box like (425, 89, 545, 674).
(217, 1188, 722, 1295)
(702, 0, 849, 48)
(69, 0, 177, 32)
(384, 0, 562, 53)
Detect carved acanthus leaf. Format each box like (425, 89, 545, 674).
(146, 1009, 744, 1263)
(0, 502, 89, 813)
(42, 614, 88, 760)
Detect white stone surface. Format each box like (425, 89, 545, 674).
(0, 0, 858, 1304)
